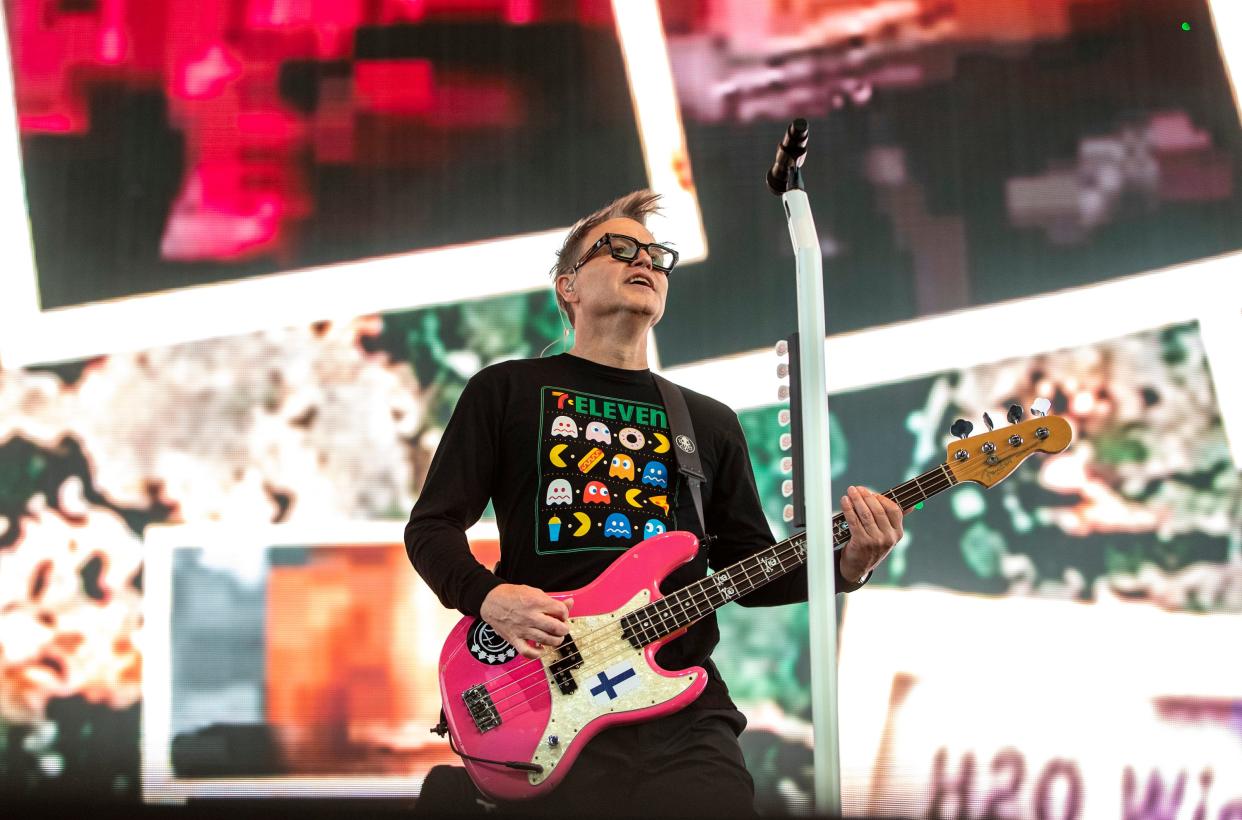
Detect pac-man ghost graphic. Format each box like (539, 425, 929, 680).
(550, 415, 579, 438)
(582, 480, 612, 504)
(608, 453, 636, 481)
(545, 478, 573, 505)
(643, 519, 667, 540)
(603, 513, 632, 539)
(585, 421, 612, 444)
(641, 461, 668, 488)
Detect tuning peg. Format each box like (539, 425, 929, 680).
(775, 339, 788, 357)
(982, 412, 994, 432)
(950, 418, 974, 440)
(1007, 404, 1024, 424)
(1030, 397, 1051, 417)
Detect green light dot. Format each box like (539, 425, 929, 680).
(914, 502, 924, 510)
(1182, 22, 1191, 31)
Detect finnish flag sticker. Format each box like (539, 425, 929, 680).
(589, 662, 641, 704)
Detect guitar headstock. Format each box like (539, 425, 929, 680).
(944, 414, 1072, 488)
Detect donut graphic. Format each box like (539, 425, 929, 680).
(618, 427, 646, 451)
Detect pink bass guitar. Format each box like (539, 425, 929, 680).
(437, 413, 1072, 800)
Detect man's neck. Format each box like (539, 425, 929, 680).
(567, 324, 650, 371)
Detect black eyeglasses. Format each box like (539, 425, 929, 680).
(572, 233, 679, 275)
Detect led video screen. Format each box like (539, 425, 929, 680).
(0, 0, 705, 367)
(141, 523, 500, 798)
(655, 0, 1242, 364)
(5, 0, 643, 308)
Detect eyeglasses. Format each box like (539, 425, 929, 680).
(572, 233, 679, 275)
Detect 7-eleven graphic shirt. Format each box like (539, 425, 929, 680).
(538, 386, 677, 555)
(406, 352, 860, 712)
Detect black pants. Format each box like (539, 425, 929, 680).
(418, 707, 757, 819)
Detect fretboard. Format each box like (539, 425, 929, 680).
(619, 462, 957, 648)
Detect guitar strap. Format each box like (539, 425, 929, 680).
(652, 373, 714, 547)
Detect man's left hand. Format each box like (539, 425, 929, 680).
(839, 485, 904, 584)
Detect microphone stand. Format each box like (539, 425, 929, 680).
(769, 120, 842, 817)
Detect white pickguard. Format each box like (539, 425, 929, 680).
(527, 589, 698, 785)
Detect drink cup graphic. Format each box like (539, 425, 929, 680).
(548, 515, 562, 542)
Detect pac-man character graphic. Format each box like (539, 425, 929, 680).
(585, 421, 612, 444)
(578, 446, 605, 473)
(549, 444, 570, 468)
(583, 481, 611, 504)
(652, 432, 671, 454)
(617, 427, 645, 450)
(550, 415, 579, 438)
(624, 488, 643, 508)
(641, 461, 668, 488)
(643, 519, 667, 540)
(608, 453, 636, 481)
(603, 513, 632, 539)
(545, 478, 573, 505)
(572, 512, 591, 536)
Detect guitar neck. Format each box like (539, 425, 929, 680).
(619, 463, 958, 647)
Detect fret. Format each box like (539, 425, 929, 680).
(682, 593, 701, 628)
(909, 473, 926, 503)
(833, 515, 848, 547)
(734, 558, 760, 597)
(656, 601, 675, 635)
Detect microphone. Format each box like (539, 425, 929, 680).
(766, 118, 810, 195)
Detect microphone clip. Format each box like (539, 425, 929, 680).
(766, 118, 810, 196)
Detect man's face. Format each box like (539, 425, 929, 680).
(563, 217, 669, 330)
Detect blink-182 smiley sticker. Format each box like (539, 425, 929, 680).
(466, 619, 517, 665)
(537, 386, 678, 555)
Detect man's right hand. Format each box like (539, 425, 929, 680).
(480, 584, 574, 659)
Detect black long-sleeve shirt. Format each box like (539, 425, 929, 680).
(405, 352, 863, 710)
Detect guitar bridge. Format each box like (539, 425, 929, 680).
(548, 634, 582, 695)
(463, 684, 501, 733)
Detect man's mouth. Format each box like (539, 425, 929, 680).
(625, 275, 654, 290)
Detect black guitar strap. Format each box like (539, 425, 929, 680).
(652, 373, 713, 546)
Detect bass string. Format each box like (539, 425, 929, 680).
(483, 472, 952, 717)
(509, 462, 953, 685)
(474, 434, 1028, 715)
(469, 454, 963, 710)
(480, 472, 956, 716)
(484, 536, 815, 718)
(531, 467, 948, 670)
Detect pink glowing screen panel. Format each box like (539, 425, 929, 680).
(2, 0, 645, 309)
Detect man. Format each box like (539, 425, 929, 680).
(405, 190, 904, 816)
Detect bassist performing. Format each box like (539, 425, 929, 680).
(404, 190, 905, 817)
